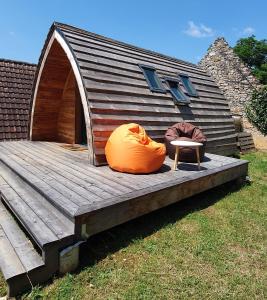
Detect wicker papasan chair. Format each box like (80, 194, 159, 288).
(164, 122, 207, 162)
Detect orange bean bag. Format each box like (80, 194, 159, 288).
(105, 123, 166, 174)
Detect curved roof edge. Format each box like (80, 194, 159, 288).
(29, 24, 95, 164)
(54, 21, 200, 69)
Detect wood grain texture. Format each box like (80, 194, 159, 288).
(237, 132, 256, 153)
(81, 162, 248, 236)
(0, 141, 248, 224)
(0, 201, 44, 272)
(30, 22, 238, 165)
(31, 40, 71, 141)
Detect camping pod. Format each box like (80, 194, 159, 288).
(30, 22, 237, 166)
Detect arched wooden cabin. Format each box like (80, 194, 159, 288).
(30, 22, 237, 166)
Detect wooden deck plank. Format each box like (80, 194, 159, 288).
(42, 143, 241, 192)
(5, 142, 113, 201)
(101, 163, 246, 231)
(41, 141, 191, 187)
(0, 141, 248, 225)
(78, 160, 246, 214)
(0, 201, 44, 272)
(40, 141, 202, 185)
(0, 149, 79, 217)
(0, 143, 95, 206)
(33, 142, 140, 193)
(1, 141, 238, 195)
(79, 160, 248, 235)
(19, 141, 136, 194)
(38, 142, 160, 189)
(35, 141, 137, 190)
(0, 225, 26, 280)
(0, 161, 74, 240)
(0, 177, 58, 248)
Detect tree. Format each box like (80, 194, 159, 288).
(233, 35, 267, 84)
(246, 86, 267, 135)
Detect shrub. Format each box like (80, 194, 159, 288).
(246, 86, 267, 135)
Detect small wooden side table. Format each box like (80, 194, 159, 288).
(170, 140, 203, 171)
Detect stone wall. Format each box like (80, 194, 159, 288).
(199, 37, 264, 138)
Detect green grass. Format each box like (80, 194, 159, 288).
(0, 152, 266, 299)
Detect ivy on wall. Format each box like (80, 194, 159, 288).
(246, 86, 267, 135)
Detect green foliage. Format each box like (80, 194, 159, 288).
(23, 286, 44, 300)
(253, 63, 267, 84)
(233, 35, 267, 84)
(246, 86, 267, 135)
(0, 273, 7, 297)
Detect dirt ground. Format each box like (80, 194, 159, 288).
(253, 135, 267, 150)
(242, 118, 267, 151)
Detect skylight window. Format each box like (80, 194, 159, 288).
(139, 65, 165, 93)
(165, 78, 190, 104)
(179, 74, 198, 97)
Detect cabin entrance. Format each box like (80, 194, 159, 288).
(57, 69, 87, 145)
(74, 93, 87, 145)
(31, 39, 87, 146)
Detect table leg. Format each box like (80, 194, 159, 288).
(196, 147, 200, 170)
(173, 146, 179, 171)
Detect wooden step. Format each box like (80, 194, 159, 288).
(237, 132, 255, 153)
(0, 201, 45, 297)
(0, 149, 79, 220)
(0, 161, 75, 264)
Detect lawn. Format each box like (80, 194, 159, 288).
(0, 151, 266, 299)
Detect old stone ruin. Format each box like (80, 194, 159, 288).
(200, 37, 266, 151)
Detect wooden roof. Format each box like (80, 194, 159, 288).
(0, 59, 36, 141)
(30, 22, 237, 165)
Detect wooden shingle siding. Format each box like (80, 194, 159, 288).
(31, 23, 237, 165)
(0, 59, 36, 141)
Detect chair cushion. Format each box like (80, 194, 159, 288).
(105, 123, 166, 174)
(165, 122, 207, 162)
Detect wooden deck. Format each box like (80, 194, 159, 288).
(0, 141, 248, 296)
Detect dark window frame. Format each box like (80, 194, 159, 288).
(179, 73, 198, 97)
(139, 64, 166, 93)
(164, 77, 190, 105)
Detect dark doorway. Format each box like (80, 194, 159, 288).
(75, 88, 87, 145)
